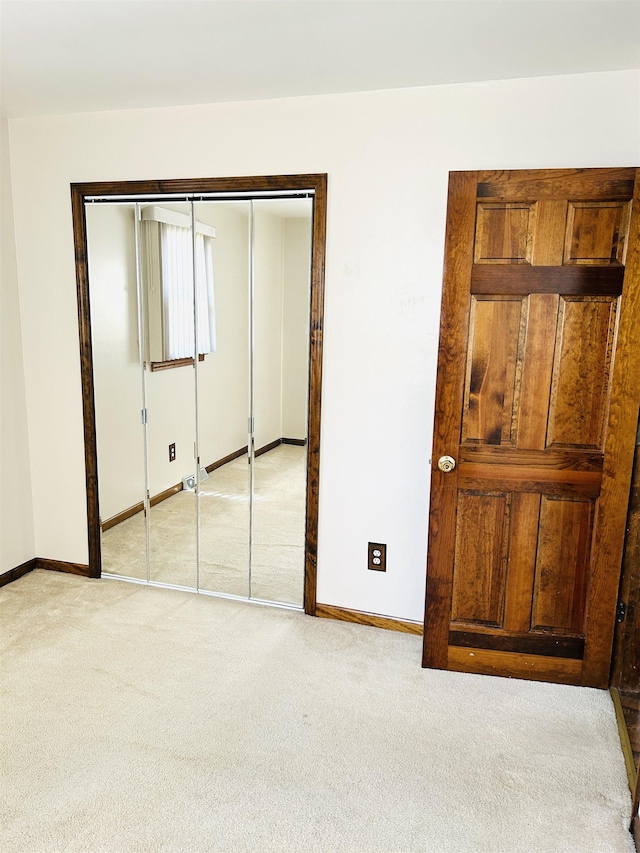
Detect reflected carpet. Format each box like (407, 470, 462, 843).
(101, 444, 305, 606)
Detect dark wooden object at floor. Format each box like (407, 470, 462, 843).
(614, 690, 640, 849)
(611, 434, 640, 845)
(612, 442, 640, 693)
(620, 692, 640, 769)
(423, 168, 640, 688)
(71, 174, 327, 616)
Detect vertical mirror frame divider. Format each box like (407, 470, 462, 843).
(71, 174, 328, 615)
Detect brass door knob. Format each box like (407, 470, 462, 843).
(437, 455, 456, 473)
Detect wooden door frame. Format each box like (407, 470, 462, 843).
(70, 173, 327, 615)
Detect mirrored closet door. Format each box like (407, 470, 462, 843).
(85, 192, 313, 608)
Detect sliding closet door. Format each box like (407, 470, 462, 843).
(141, 202, 198, 588)
(251, 200, 312, 606)
(194, 200, 251, 597)
(84, 188, 316, 604)
(86, 202, 148, 581)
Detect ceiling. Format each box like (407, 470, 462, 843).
(1, 1, 639, 119)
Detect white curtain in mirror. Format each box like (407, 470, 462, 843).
(160, 224, 216, 359)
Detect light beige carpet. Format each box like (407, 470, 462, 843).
(1, 571, 634, 853)
(102, 444, 305, 606)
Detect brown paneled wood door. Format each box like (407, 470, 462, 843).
(423, 168, 640, 687)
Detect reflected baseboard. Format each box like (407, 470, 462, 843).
(255, 438, 281, 457)
(102, 446, 249, 531)
(255, 437, 306, 457)
(205, 445, 248, 474)
(102, 500, 145, 531)
(102, 439, 306, 531)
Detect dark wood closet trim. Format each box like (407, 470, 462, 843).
(38, 558, 90, 577)
(71, 186, 101, 579)
(71, 174, 327, 614)
(0, 557, 90, 587)
(316, 603, 423, 636)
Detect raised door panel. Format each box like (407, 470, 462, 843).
(450, 491, 509, 627)
(461, 297, 525, 446)
(564, 202, 631, 266)
(546, 297, 618, 450)
(474, 203, 536, 264)
(530, 497, 594, 634)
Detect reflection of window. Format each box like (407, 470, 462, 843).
(141, 207, 216, 368)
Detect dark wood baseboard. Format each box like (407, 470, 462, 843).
(0, 558, 38, 587)
(316, 603, 423, 636)
(282, 437, 306, 446)
(0, 557, 90, 587)
(37, 558, 91, 577)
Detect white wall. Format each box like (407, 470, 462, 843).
(7, 71, 640, 619)
(282, 217, 311, 440)
(0, 119, 35, 571)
